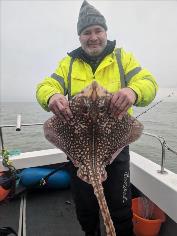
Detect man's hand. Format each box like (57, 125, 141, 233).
(48, 93, 73, 122)
(109, 88, 137, 119)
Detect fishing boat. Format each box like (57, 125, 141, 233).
(0, 116, 177, 236)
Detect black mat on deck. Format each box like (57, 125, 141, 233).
(0, 197, 21, 233)
(26, 188, 83, 236)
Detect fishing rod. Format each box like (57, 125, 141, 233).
(135, 92, 175, 119)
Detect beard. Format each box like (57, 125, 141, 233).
(83, 40, 107, 56)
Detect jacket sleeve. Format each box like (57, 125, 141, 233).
(36, 56, 71, 111)
(121, 48, 158, 107)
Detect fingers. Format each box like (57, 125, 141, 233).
(110, 95, 129, 119)
(48, 94, 73, 122)
(115, 102, 130, 120)
(57, 98, 73, 121)
(52, 103, 69, 122)
(109, 88, 136, 119)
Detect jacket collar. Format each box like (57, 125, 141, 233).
(68, 40, 116, 73)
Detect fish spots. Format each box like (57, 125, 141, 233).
(43, 82, 143, 236)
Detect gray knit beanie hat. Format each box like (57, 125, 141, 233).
(77, 0, 107, 35)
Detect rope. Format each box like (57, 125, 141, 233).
(1, 149, 19, 178)
(39, 163, 67, 186)
(18, 195, 26, 236)
(0, 146, 20, 200)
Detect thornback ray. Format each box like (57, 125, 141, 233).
(43, 81, 144, 236)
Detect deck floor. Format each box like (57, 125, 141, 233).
(0, 188, 176, 236)
(0, 196, 21, 234)
(26, 189, 84, 236)
(0, 189, 85, 236)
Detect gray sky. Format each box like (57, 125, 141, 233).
(1, 0, 177, 102)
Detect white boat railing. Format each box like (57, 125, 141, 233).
(142, 132, 177, 174)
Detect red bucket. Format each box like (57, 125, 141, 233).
(0, 172, 11, 201)
(132, 197, 166, 236)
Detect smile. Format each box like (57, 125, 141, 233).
(88, 44, 100, 47)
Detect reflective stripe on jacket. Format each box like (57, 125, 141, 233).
(36, 48, 158, 113)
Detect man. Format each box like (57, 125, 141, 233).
(36, 1, 158, 235)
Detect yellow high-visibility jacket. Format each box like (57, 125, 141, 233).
(36, 48, 158, 114)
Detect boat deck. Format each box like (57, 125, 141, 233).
(0, 188, 177, 236)
(0, 148, 177, 235)
(26, 189, 84, 236)
(0, 189, 83, 236)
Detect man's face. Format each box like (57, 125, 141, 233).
(79, 25, 107, 56)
